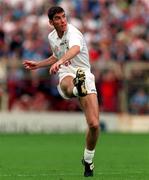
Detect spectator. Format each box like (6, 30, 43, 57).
(98, 69, 122, 112)
(129, 88, 149, 114)
(0, 0, 149, 112)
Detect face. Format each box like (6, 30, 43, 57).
(50, 12, 67, 33)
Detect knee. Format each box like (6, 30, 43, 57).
(88, 118, 99, 131)
(65, 87, 73, 97)
(61, 86, 72, 98)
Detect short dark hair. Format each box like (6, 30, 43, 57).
(47, 6, 65, 20)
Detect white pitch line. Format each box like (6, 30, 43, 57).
(0, 171, 146, 177)
(0, 173, 79, 177)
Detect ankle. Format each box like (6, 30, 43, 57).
(84, 148, 95, 163)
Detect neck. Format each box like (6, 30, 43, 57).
(57, 30, 64, 38)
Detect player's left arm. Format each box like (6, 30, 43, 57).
(50, 45, 80, 74)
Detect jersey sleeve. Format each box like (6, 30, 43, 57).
(68, 32, 83, 51)
(48, 35, 58, 59)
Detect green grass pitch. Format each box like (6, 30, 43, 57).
(0, 132, 149, 180)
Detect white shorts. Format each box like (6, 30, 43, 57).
(57, 66, 97, 99)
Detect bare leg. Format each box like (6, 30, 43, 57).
(79, 93, 99, 177)
(60, 77, 100, 149)
(59, 76, 75, 98)
(59, 76, 100, 177)
(59, 76, 100, 149)
(79, 93, 100, 150)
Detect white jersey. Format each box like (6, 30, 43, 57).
(48, 24, 97, 99)
(48, 24, 91, 73)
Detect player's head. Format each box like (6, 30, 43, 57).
(47, 6, 67, 33)
(48, 6, 65, 20)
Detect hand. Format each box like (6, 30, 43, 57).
(49, 61, 62, 74)
(64, 60, 71, 66)
(23, 60, 38, 70)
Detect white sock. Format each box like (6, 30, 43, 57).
(72, 87, 78, 96)
(84, 148, 95, 164)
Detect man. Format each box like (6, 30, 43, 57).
(23, 6, 100, 177)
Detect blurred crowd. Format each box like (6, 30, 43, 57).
(0, 0, 149, 114)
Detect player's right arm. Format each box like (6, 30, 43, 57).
(23, 55, 58, 70)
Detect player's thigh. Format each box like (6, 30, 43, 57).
(79, 94, 99, 126)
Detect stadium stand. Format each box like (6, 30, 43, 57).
(0, 0, 148, 114)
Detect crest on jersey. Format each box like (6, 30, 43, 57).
(60, 40, 69, 50)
